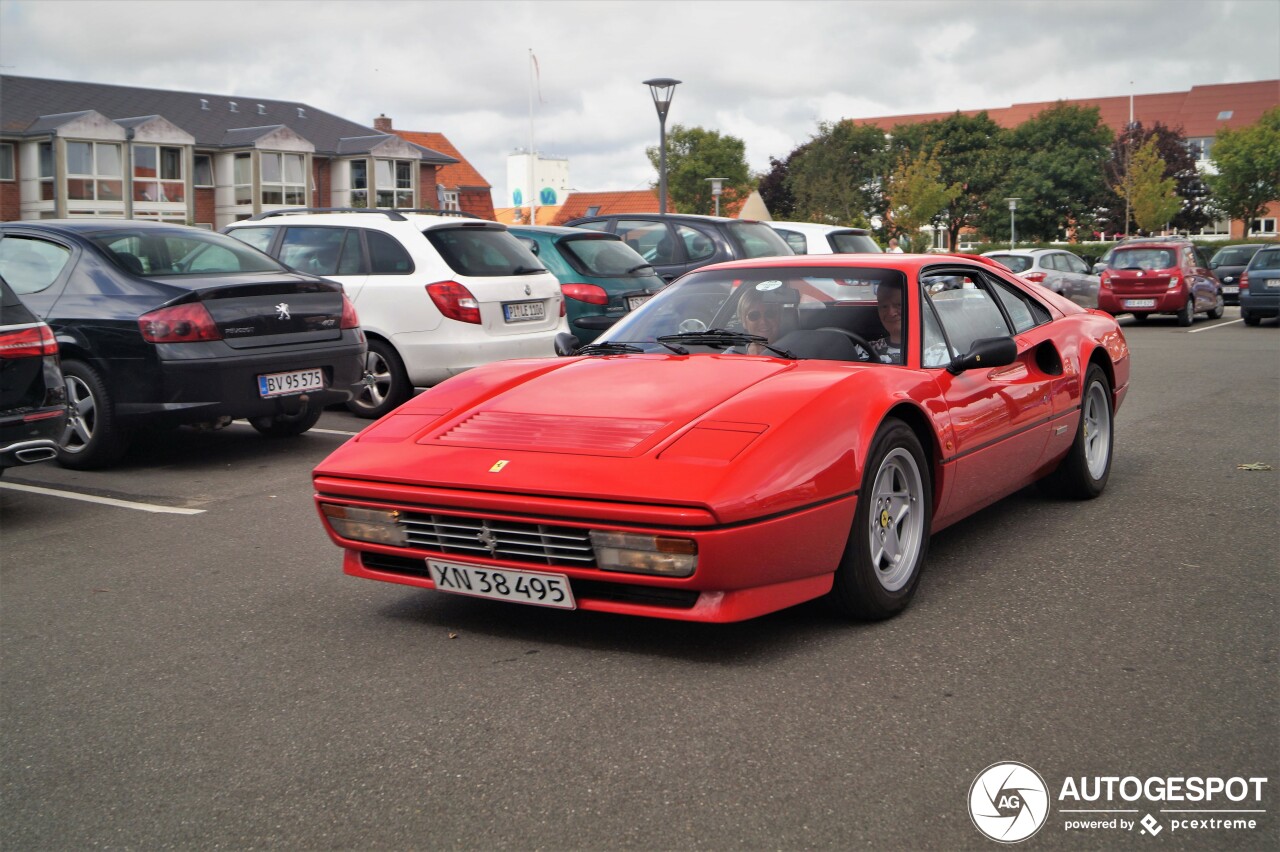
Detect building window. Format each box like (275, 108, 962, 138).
(1196, 218, 1230, 236)
(440, 190, 459, 211)
(193, 155, 214, 187)
(375, 158, 414, 208)
(133, 144, 185, 203)
(65, 141, 123, 202)
(0, 143, 14, 181)
(1250, 218, 1277, 236)
(261, 152, 306, 206)
(1186, 137, 1214, 161)
(234, 153, 252, 204)
(350, 158, 368, 208)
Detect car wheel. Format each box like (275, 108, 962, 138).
(1208, 292, 1225, 320)
(1040, 363, 1113, 499)
(249, 402, 323, 437)
(346, 338, 411, 419)
(1242, 308, 1261, 327)
(1177, 295, 1195, 326)
(57, 360, 131, 470)
(827, 418, 931, 620)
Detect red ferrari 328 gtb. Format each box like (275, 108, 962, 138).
(314, 253, 1130, 623)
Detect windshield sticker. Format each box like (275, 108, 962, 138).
(756, 280, 783, 291)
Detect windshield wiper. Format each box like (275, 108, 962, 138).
(512, 266, 547, 275)
(575, 341, 645, 355)
(625, 263, 654, 273)
(657, 329, 794, 358)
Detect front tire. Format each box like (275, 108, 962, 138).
(57, 360, 131, 470)
(346, 338, 411, 419)
(249, 402, 323, 437)
(1041, 363, 1113, 499)
(827, 419, 931, 620)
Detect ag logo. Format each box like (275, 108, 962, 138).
(968, 762, 1050, 843)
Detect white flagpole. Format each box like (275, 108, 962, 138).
(529, 49, 537, 225)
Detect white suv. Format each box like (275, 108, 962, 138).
(226, 209, 566, 418)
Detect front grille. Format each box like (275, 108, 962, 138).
(398, 511, 596, 567)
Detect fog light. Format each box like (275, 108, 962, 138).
(321, 504, 407, 546)
(589, 531, 697, 577)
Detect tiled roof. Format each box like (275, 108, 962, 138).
(849, 80, 1280, 136)
(494, 206, 564, 225)
(0, 74, 456, 162)
(551, 190, 659, 225)
(393, 130, 490, 190)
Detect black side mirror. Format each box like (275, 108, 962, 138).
(553, 332, 581, 356)
(947, 336, 1017, 375)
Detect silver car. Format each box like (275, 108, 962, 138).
(983, 248, 1100, 308)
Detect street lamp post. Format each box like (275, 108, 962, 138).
(706, 177, 727, 216)
(643, 78, 681, 214)
(1005, 197, 1020, 250)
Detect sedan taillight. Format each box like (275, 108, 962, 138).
(0, 323, 58, 358)
(138, 303, 222, 343)
(340, 293, 360, 329)
(560, 283, 610, 305)
(426, 281, 481, 324)
(1240, 271, 1250, 292)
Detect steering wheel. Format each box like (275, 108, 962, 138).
(815, 327, 876, 362)
(677, 317, 708, 333)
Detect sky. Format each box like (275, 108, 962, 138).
(2, 0, 1278, 208)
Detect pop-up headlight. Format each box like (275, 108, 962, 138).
(320, 504, 408, 547)
(589, 531, 697, 577)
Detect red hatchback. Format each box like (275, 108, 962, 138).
(1097, 238, 1224, 326)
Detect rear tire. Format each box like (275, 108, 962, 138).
(249, 402, 323, 437)
(346, 338, 411, 419)
(827, 419, 931, 620)
(1177, 295, 1195, 326)
(1040, 363, 1113, 499)
(57, 360, 131, 470)
(1242, 309, 1261, 326)
(1208, 292, 1224, 320)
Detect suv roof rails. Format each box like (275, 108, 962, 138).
(247, 207, 483, 222)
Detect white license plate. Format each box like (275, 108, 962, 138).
(258, 368, 325, 398)
(503, 300, 545, 322)
(428, 559, 576, 610)
(1267, 279, 1280, 290)
(1124, 299, 1156, 309)
(626, 294, 653, 311)
(1223, 285, 1239, 294)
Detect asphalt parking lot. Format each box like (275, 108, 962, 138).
(2, 310, 1277, 850)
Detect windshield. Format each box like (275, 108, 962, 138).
(723, 222, 794, 259)
(829, 232, 883, 253)
(88, 229, 287, 276)
(986, 254, 1033, 274)
(560, 236, 653, 276)
(425, 226, 544, 276)
(596, 265, 906, 363)
(1212, 245, 1262, 266)
(1111, 248, 1176, 271)
(1248, 249, 1280, 272)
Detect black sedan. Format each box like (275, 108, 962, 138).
(0, 220, 367, 469)
(0, 276, 66, 474)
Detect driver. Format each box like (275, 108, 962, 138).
(735, 284, 783, 355)
(868, 280, 904, 363)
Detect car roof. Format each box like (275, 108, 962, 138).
(2, 218, 200, 234)
(227, 208, 496, 230)
(508, 224, 616, 237)
(768, 221, 871, 235)
(685, 253, 1004, 275)
(568, 212, 761, 224)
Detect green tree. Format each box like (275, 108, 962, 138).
(645, 125, 751, 214)
(1205, 107, 1280, 231)
(979, 103, 1112, 242)
(884, 145, 961, 242)
(1102, 121, 1210, 235)
(889, 112, 1008, 249)
(1125, 137, 1182, 232)
(784, 120, 887, 227)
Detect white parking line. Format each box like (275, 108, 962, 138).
(1189, 319, 1243, 333)
(0, 482, 206, 514)
(310, 427, 361, 436)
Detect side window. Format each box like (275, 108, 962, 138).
(924, 271, 1012, 357)
(573, 220, 609, 232)
(366, 230, 414, 274)
(279, 227, 347, 275)
(777, 230, 807, 254)
(516, 237, 539, 255)
(336, 229, 364, 275)
(1182, 247, 1196, 269)
(677, 225, 715, 262)
(615, 221, 676, 265)
(226, 227, 276, 253)
(921, 299, 951, 368)
(1063, 253, 1088, 274)
(989, 277, 1049, 333)
(0, 237, 72, 295)
(1195, 248, 1212, 269)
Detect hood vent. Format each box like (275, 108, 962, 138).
(435, 411, 666, 453)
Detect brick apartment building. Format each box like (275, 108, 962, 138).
(0, 76, 474, 229)
(851, 80, 1280, 241)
